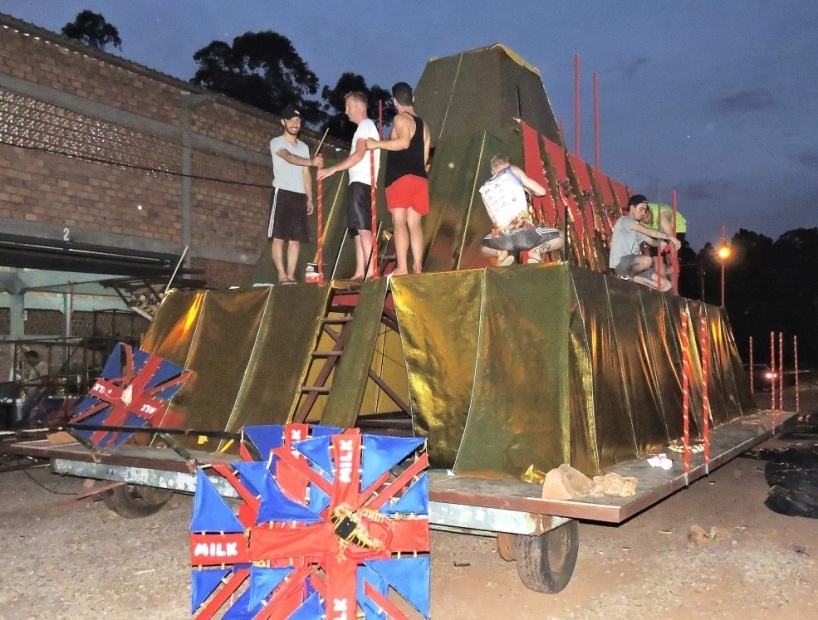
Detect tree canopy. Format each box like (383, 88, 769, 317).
(321, 72, 394, 142)
(61, 10, 122, 51)
(191, 31, 323, 125)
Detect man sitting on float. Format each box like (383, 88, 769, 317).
(479, 154, 564, 266)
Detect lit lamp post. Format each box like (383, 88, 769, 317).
(717, 226, 731, 307)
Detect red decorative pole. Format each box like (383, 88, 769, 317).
(749, 336, 754, 393)
(370, 150, 378, 279)
(700, 314, 711, 473)
(593, 71, 600, 169)
(779, 331, 784, 412)
(316, 176, 324, 285)
(378, 100, 383, 138)
(770, 331, 776, 426)
(681, 310, 691, 483)
(574, 53, 580, 157)
(794, 335, 800, 413)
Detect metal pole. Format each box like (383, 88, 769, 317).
(720, 226, 726, 307)
(574, 54, 580, 157)
(749, 336, 754, 393)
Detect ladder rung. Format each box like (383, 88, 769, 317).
(299, 386, 331, 394)
(322, 316, 352, 324)
(312, 351, 342, 358)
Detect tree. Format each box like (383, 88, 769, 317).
(321, 73, 395, 141)
(61, 10, 122, 51)
(191, 31, 324, 124)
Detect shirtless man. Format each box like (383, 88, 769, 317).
(366, 82, 430, 275)
(479, 154, 564, 266)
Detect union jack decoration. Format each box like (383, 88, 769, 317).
(70, 342, 192, 450)
(190, 424, 431, 619)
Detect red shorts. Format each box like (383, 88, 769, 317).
(385, 174, 429, 216)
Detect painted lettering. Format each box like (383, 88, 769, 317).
(331, 598, 348, 620)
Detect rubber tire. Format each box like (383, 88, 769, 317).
(496, 532, 517, 562)
(515, 520, 579, 593)
(102, 484, 173, 518)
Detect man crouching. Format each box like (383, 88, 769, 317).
(609, 194, 681, 292)
(479, 154, 564, 266)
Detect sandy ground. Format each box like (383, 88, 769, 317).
(1, 388, 817, 619)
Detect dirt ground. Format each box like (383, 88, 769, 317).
(1, 387, 817, 619)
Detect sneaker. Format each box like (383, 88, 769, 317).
(498, 255, 515, 267)
(526, 246, 543, 264)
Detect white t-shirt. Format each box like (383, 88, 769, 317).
(270, 135, 309, 193)
(348, 119, 380, 186)
(479, 167, 529, 230)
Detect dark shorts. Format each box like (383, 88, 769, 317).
(482, 226, 562, 252)
(385, 174, 429, 216)
(268, 187, 310, 243)
(614, 254, 657, 281)
(348, 182, 373, 233)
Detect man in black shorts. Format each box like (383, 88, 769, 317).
(317, 92, 381, 279)
(269, 105, 323, 284)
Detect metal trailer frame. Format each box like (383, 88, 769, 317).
(7, 408, 791, 594)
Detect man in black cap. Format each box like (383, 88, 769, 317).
(609, 194, 680, 292)
(268, 104, 323, 284)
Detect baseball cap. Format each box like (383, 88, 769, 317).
(281, 104, 302, 120)
(627, 194, 648, 208)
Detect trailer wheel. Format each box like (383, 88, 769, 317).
(496, 532, 517, 561)
(102, 484, 173, 518)
(515, 520, 578, 593)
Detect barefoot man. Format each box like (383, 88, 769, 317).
(269, 104, 322, 284)
(317, 92, 380, 279)
(367, 82, 430, 275)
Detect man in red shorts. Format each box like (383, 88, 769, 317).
(367, 82, 430, 275)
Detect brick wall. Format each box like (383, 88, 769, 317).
(0, 18, 310, 289)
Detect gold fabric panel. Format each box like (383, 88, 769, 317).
(390, 271, 484, 467)
(228, 284, 331, 431)
(454, 264, 570, 478)
(322, 278, 391, 428)
(166, 289, 270, 434)
(141, 289, 204, 364)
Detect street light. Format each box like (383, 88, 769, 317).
(717, 226, 731, 307)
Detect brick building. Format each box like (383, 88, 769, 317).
(0, 13, 334, 358)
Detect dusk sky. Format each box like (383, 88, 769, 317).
(2, 1, 816, 249)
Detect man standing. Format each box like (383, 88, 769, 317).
(317, 92, 380, 279)
(269, 105, 323, 284)
(366, 82, 430, 276)
(609, 194, 681, 292)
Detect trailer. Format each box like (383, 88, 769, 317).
(8, 405, 789, 594)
